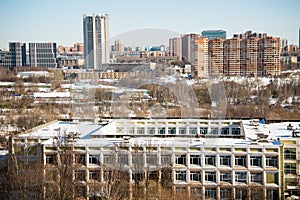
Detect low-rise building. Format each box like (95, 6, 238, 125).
(7, 118, 300, 199)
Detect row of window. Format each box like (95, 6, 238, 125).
(177, 187, 279, 200)
(175, 170, 279, 185)
(117, 126, 241, 135)
(46, 154, 278, 168)
(175, 154, 278, 168)
(46, 184, 278, 200)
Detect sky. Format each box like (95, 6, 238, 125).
(0, 0, 300, 49)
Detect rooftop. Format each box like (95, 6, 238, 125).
(15, 118, 300, 148)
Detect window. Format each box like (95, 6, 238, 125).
(161, 153, 172, 166)
(45, 170, 57, 181)
(147, 171, 158, 181)
(266, 190, 279, 200)
(137, 127, 145, 134)
(190, 171, 201, 182)
(200, 127, 208, 134)
(220, 188, 231, 200)
(75, 170, 86, 181)
(232, 127, 241, 135)
(175, 154, 186, 165)
(132, 153, 144, 166)
(46, 155, 56, 165)
(158, 127, 165, 134)
(190, 155, 201, 166)
(220, 155, 231, 167)
(235, 188, 247, 200)
(89, 155, 100, 165)
(235, 171, 247, 184)
(189, 127, 197, 135)
(146, 154, 157, 166)
(75, 185, 86, 197)
(190, 188, 202, 199)
(266, 156, 278, 167)
(147, 127, 155, 134)
(118, 153, 129, 166)
(251, 187, 264, 200)
(285, 178, 298, 186)
(127, 127, 135, 134)
(103, 154, 116, 165)
(168, 127, 176, 134)
(179, 127, 186, 135)
(266, 172, 279, 184)
(175, 170, 186, 182)
(220, 172, 231, 183)
(250, 156, 261, 167)
(235, 156, 246, 166)
(205, 188, 216, 199)
(284, 163, 296, 174)
(75, 154, 86, 165)
(251, 173, 262, 184)
(205, 171, 216, 182)
(284, 148, 296, 159)
(211, 128, 218, 134)
(132, 172, 144, 183)
(89, 171, 100, 180)
(221, 128, 230, 135)
(205, 155, 216, 166)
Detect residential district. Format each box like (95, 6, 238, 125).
(0, 14, 300, 200)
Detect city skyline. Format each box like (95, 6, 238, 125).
(0, 0, 300, 49)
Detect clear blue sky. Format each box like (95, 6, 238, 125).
(1, 0, 300, 49)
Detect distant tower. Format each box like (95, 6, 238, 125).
(169, 37, 182, 59)
(299, 29, 300, 50)
(114, 39, 124, 53)
(83, 14, 110, 70)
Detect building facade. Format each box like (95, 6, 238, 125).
(196, 37, 209, 78)
(83, 14, 110, 70)
(9, 42, 27, 67)
(258, 36, 280, 76)
(9, 118, 300, 199)
(113, 39, 124, 53)
(224, 38, 241, 76)
(208, 38, 224, 76)
(169, 37, 182, 60)
(241, 37, 259, 76)
(181, 34, 200, 67)
(29, 42, 57, 68)
(0, 42, 26, 68)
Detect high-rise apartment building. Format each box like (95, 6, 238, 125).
(181, 34, 200, 67)
(83, 14, 110, 70)
(196, 37, 209, 78)
(241, 37, 259, 76)
(233, 31, 267, 40)
(258, 36, 280, 76)
(224, 38, 241, 76)
(29, 42, 57, 68)
(201, 30, 226, 40)
(208, 38, 224, 76)
(169, 37, 182, 59)
(114, 39, 124, 53)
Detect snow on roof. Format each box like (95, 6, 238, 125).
(34, 92, 71, 98)
(242, 120, 300, 141)
(17, 119, 300, 147)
